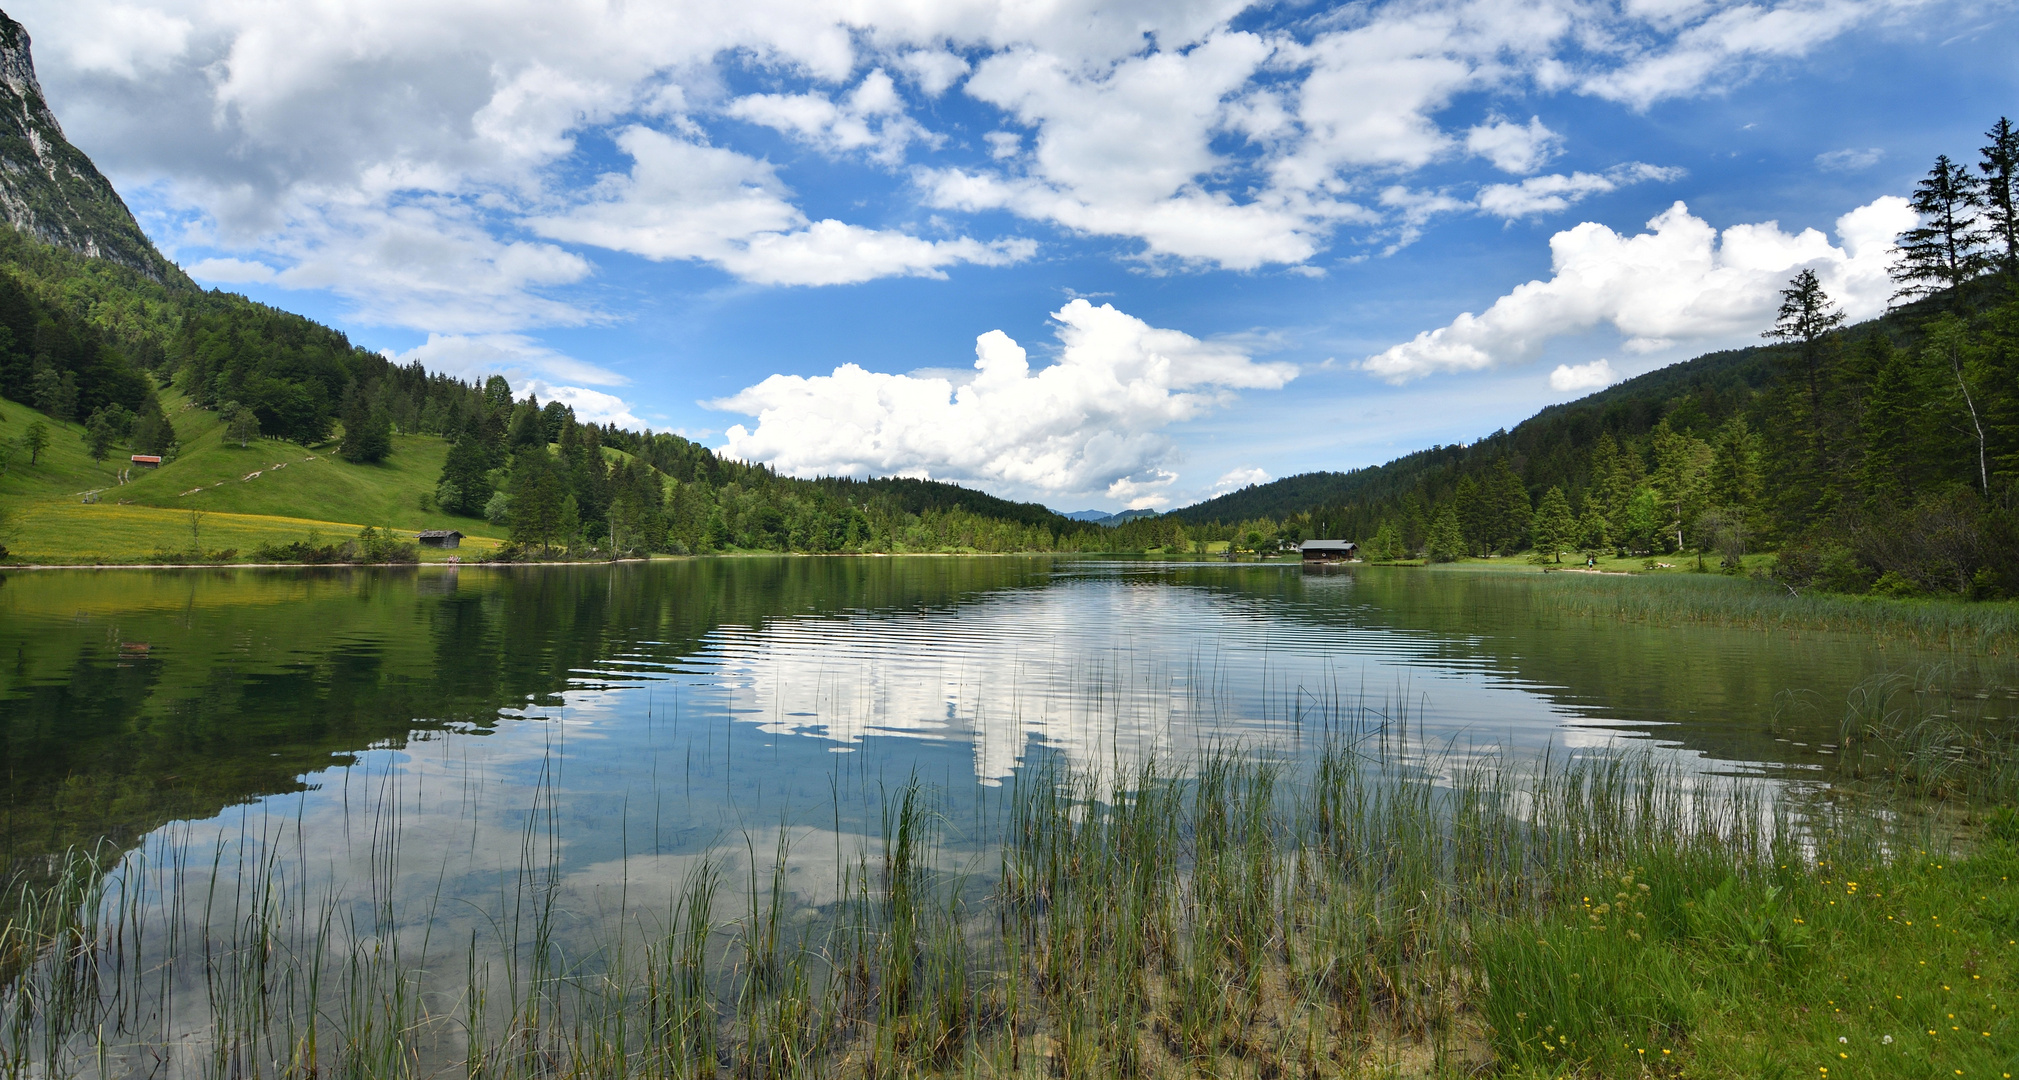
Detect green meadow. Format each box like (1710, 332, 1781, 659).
(2, 389, 507, 562)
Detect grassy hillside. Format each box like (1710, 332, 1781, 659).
(2, 388, 507, 563)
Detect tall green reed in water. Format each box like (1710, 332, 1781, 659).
(0, 675, 1998, 1079)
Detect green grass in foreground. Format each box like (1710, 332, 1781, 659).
(1, 390, 507, 562)
(5, 688, 2018, 1078)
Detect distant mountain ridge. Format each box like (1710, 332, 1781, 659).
(0, 9, 178, 281)
(1061, 508, 1159, 526)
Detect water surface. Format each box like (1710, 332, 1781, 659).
(3, 557, 2013, 906)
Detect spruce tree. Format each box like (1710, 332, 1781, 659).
(1486, 459, 1531, 554)
(1532, 486, 1574, 562)
(436, 436, 494, 516)
(1857, 343, 1925, 509)
(1425, 504, 1464, 562)
(1980, 117, 2019, 279)
(1649, 419, 1712, 551)
(339, 393, 392, 463)
(1452, 474, 1483, 556)
(1762, 270, 1847, 526)
(1707, 416, 1762, 516)
(509, 399, 545, 450)
(508, 447, 567, 553)
(1923, 314, 1991, 493)
(1891, 155, 1991, 306)
(83, 409, 115, 462)
(1764, 269, 1845, 427)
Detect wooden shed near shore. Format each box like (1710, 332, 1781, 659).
(1300, 539, 1358, 562)
(417, 530, 464, 549)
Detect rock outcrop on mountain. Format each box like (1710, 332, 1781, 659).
(0, 8, 175, 281)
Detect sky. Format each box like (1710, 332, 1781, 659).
(14, 0, 2019, 512)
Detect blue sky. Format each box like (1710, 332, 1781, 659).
(16, 0, 2019, 511)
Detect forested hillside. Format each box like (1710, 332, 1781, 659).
(1166, 120, 2019, 599)
(0, 222, 1197, 558)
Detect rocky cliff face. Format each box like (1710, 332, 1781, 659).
(0, 9, 174, 280)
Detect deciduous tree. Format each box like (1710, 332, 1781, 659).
(223, 402, 261, 448)
(22, 419, 47, 464)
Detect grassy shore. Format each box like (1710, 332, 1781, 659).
(1455, 561, 2019, 656)
(2, 391, 513, 563)
(3, 679, 2015, 1079)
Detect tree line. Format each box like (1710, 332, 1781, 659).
(1186, 118, 2019, 598)
(0, 224, 1203, 557)
(428, 374, 1212, 557)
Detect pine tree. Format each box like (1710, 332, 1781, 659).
(339, 392, 392, 463)
(1453, 474, 1483, 556)
(1764, 269, 1845, 447)
(1590, 431, 1643, 531)
(509, 447, 567, 553)
(83, 409, 116, 462)
(1857, 342, 1925, 509)
(1484, 459, 1531, 554)
(1891, 155, 1991, 306)
(436, 436, 494, 516)
(1707, 416, 1762, 515)
(1923, 314, 1991, 493)
(1532, 486, 1574, 562)
(1649, 419, 1712, 552)
(1980, 117, 2019, 278)
(1425, 504, 1464, 562)
(1575, 503, 1609, 554)
(509, 398, 546, 450)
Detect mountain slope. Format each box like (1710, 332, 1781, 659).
(0, 10, 178, 282)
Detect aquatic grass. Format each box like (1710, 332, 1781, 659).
(1530, 567, 2019, 654)
(1, 693, 2016, 1077)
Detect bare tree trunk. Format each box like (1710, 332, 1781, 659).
(1948, 342, 1990, 494)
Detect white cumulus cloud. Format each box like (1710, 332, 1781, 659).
(1362, 195, 1915, 383)
(710, 299, 1297, 502)
(725, 69, 933, 165)
(1464, 115, 1562, 174)
(15, 0, 1946, 327)
(1549, 358, 1617, 392)
(529, 126, 1031, 286)
(1211, 467, 1271, 494)
(1476, 163, 1685, 219)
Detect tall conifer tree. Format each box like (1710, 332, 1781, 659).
(1980, 117, 2019, 278)
(1891, 155, 1991, 306)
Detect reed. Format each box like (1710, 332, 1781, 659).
(1, 683, 2012, 1078)
(1533, 569, 2019, 654)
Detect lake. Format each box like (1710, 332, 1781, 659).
(1, 558, 2013, 1075)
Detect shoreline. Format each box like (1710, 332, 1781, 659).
(0, 550, 1230, 571)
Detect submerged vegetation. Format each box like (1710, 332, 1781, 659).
(2, 675, 2016, 1079)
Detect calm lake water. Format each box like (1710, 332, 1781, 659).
(2, 557, 2014, 1071)
(5, 557, 2013, 881)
